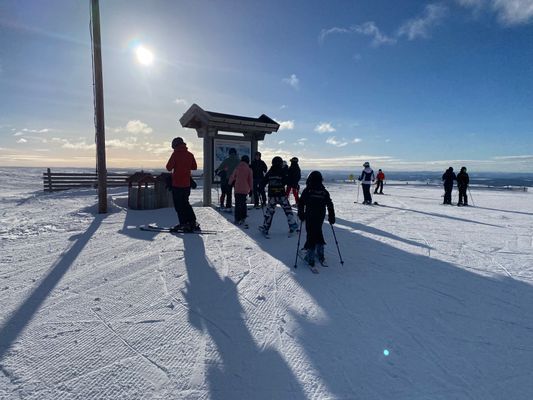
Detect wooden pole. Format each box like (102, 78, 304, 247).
(91, 0, 107, 213)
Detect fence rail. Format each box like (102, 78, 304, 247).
(43, 168, 132, 192)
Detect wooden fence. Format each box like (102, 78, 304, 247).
(42, 168, 131, 192)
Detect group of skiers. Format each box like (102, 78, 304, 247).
(442, 166, 470, 206)
(166, 138, 336, 266)
(165, 136, 471, 266)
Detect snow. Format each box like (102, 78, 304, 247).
(1, 168, 533, 399)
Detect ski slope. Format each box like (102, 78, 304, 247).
(1, 169, 533, 399)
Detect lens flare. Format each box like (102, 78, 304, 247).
(383, 349, 390, 356)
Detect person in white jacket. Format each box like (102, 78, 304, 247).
(358, 162, 375, 205)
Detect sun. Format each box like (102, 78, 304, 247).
(135, 45, 154, 66)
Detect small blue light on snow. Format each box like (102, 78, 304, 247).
(383, 349, 390, 356)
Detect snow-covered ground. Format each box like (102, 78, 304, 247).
(1, 168, 533, 399)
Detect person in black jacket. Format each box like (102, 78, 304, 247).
(456, 166, 470, 206)
(250, 151, 267, 209)
(442, 167, 457, 205)
(258, 156, 298, 236)
(286, 157, 301, 205)
(297, 171, 335, 267)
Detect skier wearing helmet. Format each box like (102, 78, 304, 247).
(358, 162, 375, 205)
(258, 156, 298, 237)
(297, 171, 335, 267)
(286, 157, 301, 205)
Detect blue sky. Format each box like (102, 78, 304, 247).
(1, 0, 532, 171)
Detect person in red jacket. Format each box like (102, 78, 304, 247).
(166, 137, 199, 232)
(374, 169, 385, 194)
(229, 155, 253, 227)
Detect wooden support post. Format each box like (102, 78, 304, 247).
(46, 168, 52, 192)
(91, 0, 107, 213)
(203, 130, 213, 206)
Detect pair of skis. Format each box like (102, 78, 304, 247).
(140, 225, 218, 235)
(297, 250, 328, 274)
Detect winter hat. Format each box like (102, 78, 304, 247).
(378, 169, 382, 172)
(448, 167, 454, 171)
(171, 137, 185, 148)
(363, 161, 370, 167)
(229, 148, 237, 155)
(290, 157, 299, 163)
(241, 155, 250, 163)
(461, 166, 467, 172)
(307, 170, 323, 185)
(272, 156, 283, 167)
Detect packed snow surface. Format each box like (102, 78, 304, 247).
(1, 169, 533, 399)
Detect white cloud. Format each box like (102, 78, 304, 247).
(319, 27, 353, 44)
(355, 22, 398, 46)
(13, 131, 24, 136)
(352, 138, 363, 143)
(125, 120, 153, 134)
(457, 0, 533, 25)
(278, 140, 285, 145)
(280, 105, 287, 109)
(319, 23, 396, 46)
(315, 122, 336, 133)
(276, 120, 295, 130)
(174, 98, 188, 106)
(282, 74, 299, 89)
(397, 4, 448, 40)
(493, 0, 533, 24)
(22, 128, 50, 133)
(295, 138, 308, 146)
(326, 136, 348, 147)
(51, 137, 95, 150)
(17, 138, 28, 144)
(385, 138, 391, 143)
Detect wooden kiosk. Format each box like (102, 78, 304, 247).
(179, 104, 280, 206)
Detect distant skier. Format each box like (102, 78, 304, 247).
(358, 162, 375, 205)
(374, 169, 385, 194)
(215, 148, 240, 211)
(456, 166, 470, 206)
(259, 156, 299, 237)
(251, 151, 268, 209)
(286, 157, 301, 205)
(298, 171, 335, 267)
(166, 137, 199, 232)
(442, 167, 457, 205)
(228, 155, 253, 227)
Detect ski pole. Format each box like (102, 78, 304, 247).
(356, 181, 360, 203)
(468, 187, 475, 206)
(330, 224, 344, 266)
(293, 220, 304, 269)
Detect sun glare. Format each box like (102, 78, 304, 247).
(135, 45, 154, 66)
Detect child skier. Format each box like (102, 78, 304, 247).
(259, 156, 299, 237)
(228, 155, 253, 227)
(297, 171, 335, 267)
(286, 157, 301, 205)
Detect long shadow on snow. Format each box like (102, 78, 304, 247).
(223, 207, 533, 398)
(181, 234, 306, 399)
(291, 225, 533, 398)
(378, 204, 503, 228)
(470, 205, 533, 217)
(0, 214, 106, 361)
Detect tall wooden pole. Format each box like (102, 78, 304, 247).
(91, 0, 107, 213)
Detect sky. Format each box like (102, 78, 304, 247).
(0, 0, 533, 172)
